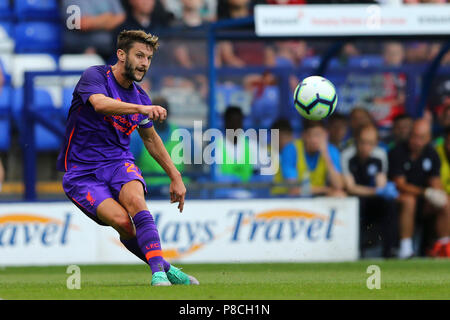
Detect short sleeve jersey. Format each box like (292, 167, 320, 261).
(57, 65, 153, 172)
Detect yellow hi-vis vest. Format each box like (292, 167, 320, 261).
(436, 144, 450, 194)
(272, 139, 327, 195)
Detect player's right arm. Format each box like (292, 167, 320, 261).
(89, 94, 167, 121)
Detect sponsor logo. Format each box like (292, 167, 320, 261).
(119, 208, 340, 260)
(0, 213, 76, 247)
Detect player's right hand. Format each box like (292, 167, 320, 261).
(141, 105, 167, 122)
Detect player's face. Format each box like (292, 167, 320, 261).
(409, 122, 431, 154)
(124, 42, 153, 82)
(356, 128, 377, 159)
(303, 126, 325, 153)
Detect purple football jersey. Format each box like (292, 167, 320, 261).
(57, 65, 153, 172)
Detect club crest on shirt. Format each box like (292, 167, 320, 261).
(422, 158, 432, 172)
(367, 163, 378, 176)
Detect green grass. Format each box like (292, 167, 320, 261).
(0, 259, 449, 300)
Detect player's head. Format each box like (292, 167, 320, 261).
(302, 120, 326, 154)
(349, 107, 374, 134)
(116, 30, 159, 82)
(392, 113, 413, 143)
(224, 106, 243, 131)
(327, 113, 348, 146)
(355, 125, 378, 160)
(409, 119, 431, 154)
(271, 118, 293, 150)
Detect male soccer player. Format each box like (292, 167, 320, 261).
(57, 30, 199, 286)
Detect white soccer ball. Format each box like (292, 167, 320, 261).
(294, 75, 338, 121)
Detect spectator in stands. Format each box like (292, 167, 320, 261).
(389, 119, 450, 258)
(341, 125, 399, 258)
(383, 42, 405, 67)
(171, 0, 206, 28)
(215, 106, 260, 183)
(343, 107, 376, 149)
(327, 113, 349, 151)
(62, 0, 126, 58)
(130, 97, 188, 197)
(113, 0, 173, 54)
(405, 42, 431, 64)
(216, 0, 266, 67)
(386, 113, 414, 150)
(272, 119, 345, 196)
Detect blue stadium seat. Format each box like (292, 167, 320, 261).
(12, 87, 62, 151)
(0, 0, 13, 20)
(62, 86, 75, 117)
(0, 85, 12, 114)
(251, 86, 280, 130)
(14, 22, 61, 53)
(0, 21, 13, 38)
(349, 55, 384, 68)
(0, 119, 11, 151)
(14, 0, 59, 20)
(0, 57, 11, 85)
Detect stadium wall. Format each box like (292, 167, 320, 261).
(0, 198, 358, 266)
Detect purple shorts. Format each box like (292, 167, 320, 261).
(63, 160, 147, 225)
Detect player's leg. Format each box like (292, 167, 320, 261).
(397, 193, 417, 259)
(118, 180, 171, 274)
(118, 179, 199, 285)
(426, 198, 450, 257)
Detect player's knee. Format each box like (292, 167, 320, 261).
(121, 193, 147, 214)
(398, 194, 416, 213)
(114, 215, 135, 238)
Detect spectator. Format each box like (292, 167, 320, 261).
(113, 0, 173, 49)
(327, 113, 349, 151)
(62, 0, 126, 58)
(343, 107, 376, 149)
(215, 106, 260, 183)
(386, 113, 414, 151)
(435, 126, 450, 195)
(389, 119, 450, 258)
(172, 0, 206, 28)
(130, 97, 188, 197)
(383, 42, 405, 67)
(217, 0, 252, 20)
(404, 42, 431, 64)
(341, 125, 399, 258)
(272, 119, 345, 196)
(435, 105, 450, 146)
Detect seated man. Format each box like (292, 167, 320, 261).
(341, 125, 399, 258)
(390, 119, 450, 258)
(272, 119, 344, 196)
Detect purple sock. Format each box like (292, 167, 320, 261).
(120, 237, 147, 264)
(132, 210, 170, 274)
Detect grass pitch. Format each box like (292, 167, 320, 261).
(0, 259, 449, 300)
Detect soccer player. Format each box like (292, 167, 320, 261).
(57, 30, 199, 286)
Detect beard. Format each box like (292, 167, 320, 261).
(124, 57, 146, 82)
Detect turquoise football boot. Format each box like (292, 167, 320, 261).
(151, 271, 172, 286)
(166, 265, 199, 285)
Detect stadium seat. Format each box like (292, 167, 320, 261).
(349, 55, 384, 68)
(0, 55, 11, 85)
(0, 0, 12, 20)
(59, 54, 105, 71)
(11, 54, 57, 87)
(301, 56, 341, 69)
(11, 87, 62, 151)
(14, 22, 61, 54)
(251, 86, 280, 130)
(0, 118, 11, 151)
(0, 85, 12, 114)
(14, 0, 59, 20)
(0, 21, 13, 38)
(0, 23, 14, 53)
(62, 86, 75, 117)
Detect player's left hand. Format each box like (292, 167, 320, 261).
(169, 176, 186, 213)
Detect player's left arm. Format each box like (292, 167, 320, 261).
(138, 126, 186, 212)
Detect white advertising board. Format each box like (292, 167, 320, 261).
(0, 198, 359, 266)
(255, 4, 450, 37)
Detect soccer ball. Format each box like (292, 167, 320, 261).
(294, 76, 338, 121)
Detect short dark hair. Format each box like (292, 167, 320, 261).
(393, 113, 413, 124)
(355, 124, 379, 141)
(327, 113, 348, 124)
(117, 30, 159, 53)
(224, 106, 243, 120)
(271, 118, 293, 132)
(303, 119, 325, 131)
